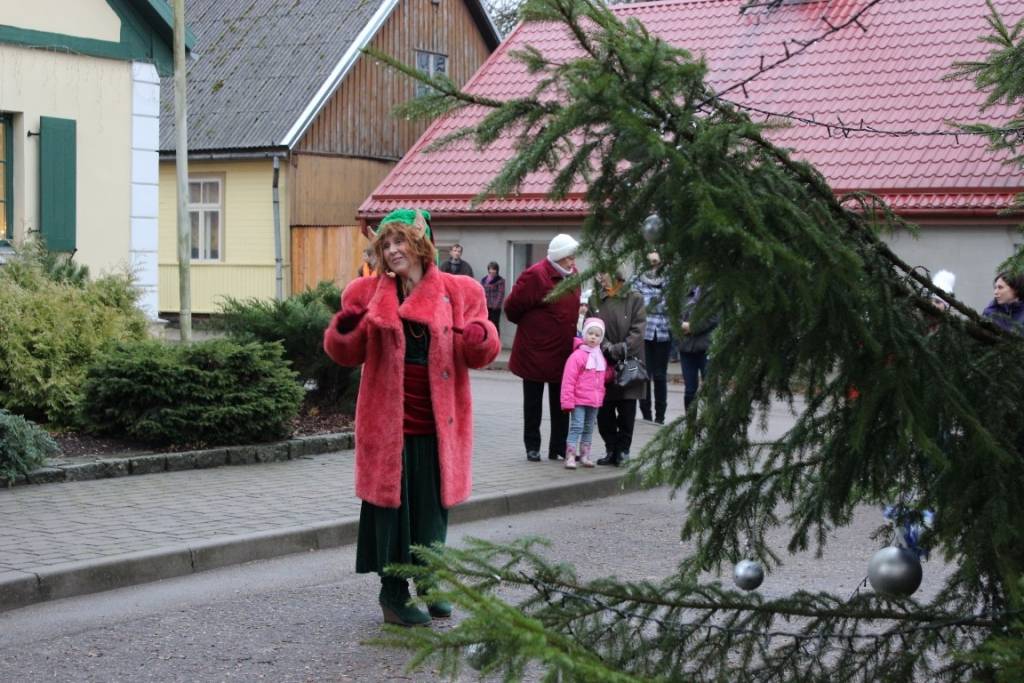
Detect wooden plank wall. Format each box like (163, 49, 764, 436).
(291, 225, 369, 294)
(289, 154, 394, 227)
(295, 0, 493, 159)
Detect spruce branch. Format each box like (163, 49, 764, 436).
(367, 0, 1024, 677)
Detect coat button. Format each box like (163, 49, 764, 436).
(441, 370, 450, 379)
(444, 326, 449, 333)
(447, 416, 454, 425)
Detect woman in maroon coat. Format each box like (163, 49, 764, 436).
(503, 234, 581, 462)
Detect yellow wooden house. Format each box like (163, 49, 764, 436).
(157, 0, 500, 314)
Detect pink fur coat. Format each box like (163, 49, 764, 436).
(323, 265, 501, 509)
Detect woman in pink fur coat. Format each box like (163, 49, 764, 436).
(323, 209, 500, 627)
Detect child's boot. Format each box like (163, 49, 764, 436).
(564, 443, 577, 469)
(579, 443, 595, 467)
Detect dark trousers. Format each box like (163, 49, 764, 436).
(522, 379, 569, 458)
(598, 399, 637, 457)
(680, 351, 708, 411)
(487, 308, 501, 336)
(640, 339, 671, 421)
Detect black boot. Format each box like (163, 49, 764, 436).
(379, 577, 431, 627)
(596, 451, 621, 466)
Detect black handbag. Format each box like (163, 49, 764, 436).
(614, 356, 648, 388)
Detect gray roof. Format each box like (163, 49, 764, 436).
(161, 0, 474, 152)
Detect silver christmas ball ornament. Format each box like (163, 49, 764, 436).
(733, 559, 765, 591)
(867, 546, 922, 597)
(642, 213, 664, 243)
(465, 642, 498, 671)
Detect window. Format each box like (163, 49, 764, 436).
(0, 114, 11, 240)
(414, 49, 448, 97)
(188, 177, 222, 261)
(511, 241, 547, 283)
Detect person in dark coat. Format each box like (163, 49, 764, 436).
(589, 271, 647, 466)
(982, 271, 1024, 334)
(504, 234, 581, 462)
(480, 261, 506, 335)
(679, 285, 720, 412)
(439, 244, 474, 277)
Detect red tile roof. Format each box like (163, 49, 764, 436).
(360, 0, 1024, 220)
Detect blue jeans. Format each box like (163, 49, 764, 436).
(567, 406, 598, 449)
(680, 351, 708, 411)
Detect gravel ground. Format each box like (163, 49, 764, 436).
(0, 487, 953, 682)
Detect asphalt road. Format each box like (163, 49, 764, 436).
(0, 487, 949, 682)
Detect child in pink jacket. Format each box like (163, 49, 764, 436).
(560, 318, 613, 469)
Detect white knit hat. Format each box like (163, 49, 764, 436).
(547, 233, 579, 261)
(931, 269, 956, 295)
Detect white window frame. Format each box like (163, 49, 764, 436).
(188, 176, 223, 262)
(414, 49, 448, 97)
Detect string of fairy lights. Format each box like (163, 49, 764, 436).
(694, 0, 1024, 141)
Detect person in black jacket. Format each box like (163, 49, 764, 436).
(678, 285, 719, 412)
(439, 244, 474, 277)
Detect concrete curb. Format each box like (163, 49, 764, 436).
(0, 471, 636, 612)
(2, 433, 355, 488)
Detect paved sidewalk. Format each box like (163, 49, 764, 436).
(0, 370, 797, 611)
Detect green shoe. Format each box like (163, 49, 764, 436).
(379, 578, 431, 627)
(427, 600, 453, 619)
(416, 576, 453, 619)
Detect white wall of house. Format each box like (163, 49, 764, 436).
(886, 222, 1020, 311)
(0, 44, 134, 276)
(436, 219, 1019, 347)
(130, 62, 161, 319)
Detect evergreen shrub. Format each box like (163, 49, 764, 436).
(0, 245, 147, 424)
(79, 339, 305, 446)
(0, 410, 58, 484)
(217, 281, 357, 407)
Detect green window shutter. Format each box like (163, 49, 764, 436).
(39, 116, 77, 252)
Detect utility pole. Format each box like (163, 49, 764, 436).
(173, 0, 192, 342)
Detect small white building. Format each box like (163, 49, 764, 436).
(359, 0, 1024, 349)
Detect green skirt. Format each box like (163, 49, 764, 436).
(355, 434, 449, 575)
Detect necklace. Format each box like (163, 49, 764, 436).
(404, 319, 426, 339)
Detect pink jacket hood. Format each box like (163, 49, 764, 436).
(560, 338, 612, 410)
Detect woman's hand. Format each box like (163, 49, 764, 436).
(602, 340, 626, 362)
(336, 303, 367, 333)
(458, 321, 489, 345)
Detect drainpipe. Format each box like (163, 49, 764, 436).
(272, 156, 283, 301)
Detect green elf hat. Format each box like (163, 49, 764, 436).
(374, 208, 438, 265)
(375, 208, 433, 243)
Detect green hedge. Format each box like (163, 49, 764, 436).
(0, 246, 147, 424)
(0, 410, 58, 484)
(79, 339, 305, 446)
(217, 281, 357, 407)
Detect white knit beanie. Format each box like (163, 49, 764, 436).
(932, 269, 956, 295)
(547, 233, 579, 261)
